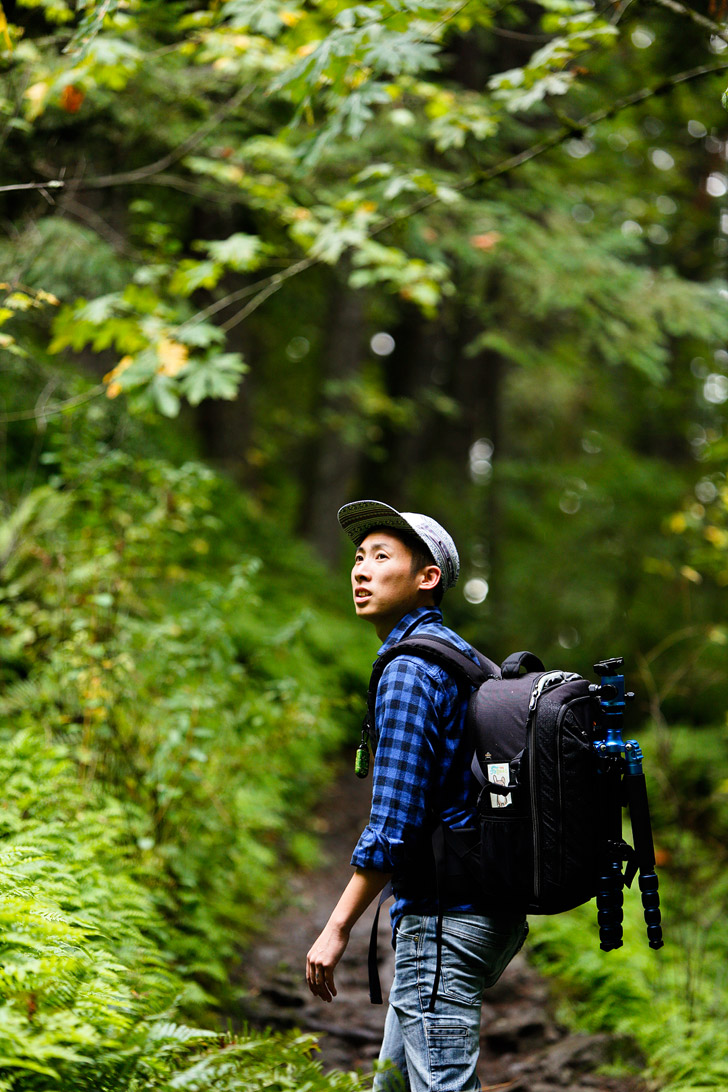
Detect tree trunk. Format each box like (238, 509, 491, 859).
(297, 282, 367, 564)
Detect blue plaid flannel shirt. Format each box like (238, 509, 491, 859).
(350, 606, 482, 931)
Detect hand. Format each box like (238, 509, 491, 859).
(305, 867, 391, 1003)
(306, 923, 349, 1003)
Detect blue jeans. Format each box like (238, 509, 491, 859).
(373, 912, 528, 1092)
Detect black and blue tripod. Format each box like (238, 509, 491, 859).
(592, 658, 664, 952)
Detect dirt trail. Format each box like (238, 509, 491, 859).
(234, 764, 648, 1092)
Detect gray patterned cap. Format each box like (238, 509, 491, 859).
(337, 499, 460, 592)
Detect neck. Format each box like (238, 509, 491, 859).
(373, 600, 438, 642)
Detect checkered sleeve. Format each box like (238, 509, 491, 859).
(350, 656, 456, 873)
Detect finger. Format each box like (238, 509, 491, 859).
(307, 961, 321, 989)
(309, 965, 333, 1002)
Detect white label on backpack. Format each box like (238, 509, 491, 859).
(488, 762, 512, 808)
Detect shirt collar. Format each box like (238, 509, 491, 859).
(376, 606, 444, 658)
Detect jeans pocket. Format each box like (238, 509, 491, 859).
(440, 917, 528, 1003)
(428, 1023, 469, 1065)
(396, 915, 421, 944)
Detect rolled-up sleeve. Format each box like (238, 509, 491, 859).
(350, 656, 453, 873)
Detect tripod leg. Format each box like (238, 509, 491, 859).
(597, 851, 624, 951)
(624, 745, 664, 950)
(596, 756, 625, 951)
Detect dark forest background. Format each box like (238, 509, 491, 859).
(1, 1, 728, 1088)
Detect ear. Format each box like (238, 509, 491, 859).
(419, 565, 442, 592)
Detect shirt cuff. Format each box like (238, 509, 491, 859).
(350, 825, 403, 872)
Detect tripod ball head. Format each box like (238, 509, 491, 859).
(594, 657, 625, 676)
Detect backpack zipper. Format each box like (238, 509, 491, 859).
(527, 704, 540, 901)
(529, 675, 581, 901)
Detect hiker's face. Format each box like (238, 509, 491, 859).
(351, 532, 440, 638)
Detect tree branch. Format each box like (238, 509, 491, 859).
(77, 83, 255, 189)
(649, 0, 728, 46)
(0, 180, 64, 193)
(372, 56, 728, 234)
(210, 56, 728, 331)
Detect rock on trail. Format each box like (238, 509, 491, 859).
(234, 764, 647, 1092)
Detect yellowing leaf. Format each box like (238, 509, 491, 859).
(156, 338, 188, 377)
(680, 566, 702, 584)
(0, 5, 12, 52)
(103, 356, 133, 384)
(5, 292, 34, 311)
(25, 81, 50, 120)
(668, 512, 687, 534)
(35, 290, 60, 305)
(106, 381, 123, 399)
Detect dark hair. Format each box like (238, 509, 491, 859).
(368, 526, 444, 605)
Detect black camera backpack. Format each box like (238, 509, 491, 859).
(366, 636, 610, 918)
(363, 636, 662, 1006)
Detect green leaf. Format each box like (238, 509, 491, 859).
(180, 353, 248, 405)
(169, 261, 223, 296)
(205, 233, 266, 271)
(150, 373, 181, 417)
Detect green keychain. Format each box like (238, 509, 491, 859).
(355, 723, 370, 779)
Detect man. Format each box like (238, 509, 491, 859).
(306, 499, 527, 1092)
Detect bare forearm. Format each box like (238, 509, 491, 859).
(328, 867, 391, 933)
(306, 867, 391, 1002)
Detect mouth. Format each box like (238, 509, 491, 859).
(354, 588, 372, 602)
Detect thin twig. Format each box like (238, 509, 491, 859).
(78, 83, 255, 189)
(0, 180, 65, 193)
(0, 385, 105, 424)
(61, 196, 141, 258)
(219, 257, 318, 333)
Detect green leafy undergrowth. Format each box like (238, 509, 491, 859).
(0, 421, 370, 1086)
(0, 729, 365, 1092)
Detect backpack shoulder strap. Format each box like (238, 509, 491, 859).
(366, 636, 496, 744)
(390, 636, 492, 687)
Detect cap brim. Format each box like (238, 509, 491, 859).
(337, 500, 417, 545)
